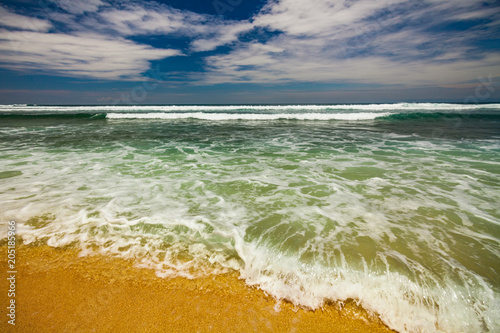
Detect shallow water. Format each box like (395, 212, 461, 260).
(1, 104, 499, 332)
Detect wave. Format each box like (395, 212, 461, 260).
(2, 111, 499, 122)
(1, 102, 500, 113)
(2, 104, 499, 332)
(378, 112, 500, 121)
(0, 103, 498, 123)
(106, 112, 390, 120)
(0, 113, 107, 120)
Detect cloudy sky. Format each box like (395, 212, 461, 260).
(0, 0, 499, 104)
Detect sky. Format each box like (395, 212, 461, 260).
(0, 0, 499, 104)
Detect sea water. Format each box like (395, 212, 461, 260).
(1, 103, 499, 332)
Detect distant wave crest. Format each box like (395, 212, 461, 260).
(1, 103, 499, 122)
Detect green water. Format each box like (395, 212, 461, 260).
(0, 105, 499, 332)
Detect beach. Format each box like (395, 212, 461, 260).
(1, 104, 499, 332)
(0, 245, 394, 332)
(1, 0, 499, 330)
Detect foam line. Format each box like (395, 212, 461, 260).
(1, 103, 500, 113)
(105, 112, 390, 120)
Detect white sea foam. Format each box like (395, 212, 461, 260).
(233, 239, 498, 333)
(106, 112, 390, 120)
(1, 111, 499, 332)
(1, 102, 500, 113)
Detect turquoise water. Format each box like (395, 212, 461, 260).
(1, 104, 500, 332)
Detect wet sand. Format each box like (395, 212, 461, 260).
(0, 245, 395, 332)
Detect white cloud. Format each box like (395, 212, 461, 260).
(50, 0, 104, 15)
(0, 6, 52, 32)
(45, 1, 253, 53)
(0, 30, 181, 79)
(94, 3, 253, 52)
(96, 4, 207, 36)
(254, 0, 406, 36)
(203, 42, 500, 86)
(190, 22, 254, 52)
(200, 0, 500, 86)
(0, 0, 498, 86)
(0, 1, 192, 80)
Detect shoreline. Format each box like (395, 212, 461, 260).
(0, 245, 395, 332)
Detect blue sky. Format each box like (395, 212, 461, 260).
(0, 0, 499, 104)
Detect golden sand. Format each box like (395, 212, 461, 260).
(0, 245, 395, 333)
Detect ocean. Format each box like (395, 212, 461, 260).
(1, 103, 499, 332)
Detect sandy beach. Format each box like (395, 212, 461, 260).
(1, 245, 394, 332)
